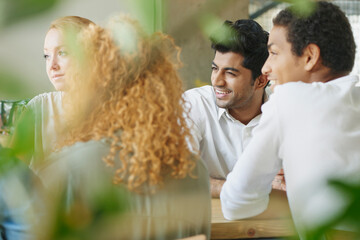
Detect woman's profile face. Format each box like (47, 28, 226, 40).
(44, 28, 70, 91)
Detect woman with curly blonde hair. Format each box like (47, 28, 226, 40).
(37, 16, 211, 239)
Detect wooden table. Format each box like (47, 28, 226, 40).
(211, 190, 296, 239)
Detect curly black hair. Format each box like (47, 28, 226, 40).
(210, 19, 269, 81)
(273, 1, 355, 75)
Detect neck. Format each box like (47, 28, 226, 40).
(228, 89, 265, 125)
(307, 67, 348, 84)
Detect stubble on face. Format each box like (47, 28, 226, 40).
(211, 51, 256, 111)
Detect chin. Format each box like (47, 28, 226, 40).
(215, 100, 229, 109)
(54, 84, 66, 91)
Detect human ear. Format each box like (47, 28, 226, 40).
(255, 74, 269, 89)
(303, 43, 321, 71)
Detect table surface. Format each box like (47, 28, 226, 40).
(211, 190, 296, 239)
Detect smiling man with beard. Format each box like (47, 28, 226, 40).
(184, 19, 272, 197)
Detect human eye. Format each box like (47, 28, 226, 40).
(226, 71, 236, 77)
(268, 48, 278, 56)
(58, 50, 68, 57)
(211, 65, 218, 71)
(43, 54, 50, 60)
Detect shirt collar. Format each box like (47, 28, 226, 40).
(217, 107, 262, 127)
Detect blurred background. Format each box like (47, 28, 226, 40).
(0, 1, 359, 238)
(0, 0, 359, 99)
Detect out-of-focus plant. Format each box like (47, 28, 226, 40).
(0, 0, 59, 28)
(303, 179, 360, 240)
(129, 0, 164, 34)
(1, 0, 359, 239)
(0, 99, 29, 136)
(0, 144, 39, 239)
(45, 180, 129, 240)
(198, 13, 231, 45)
(276, 0, 316, 17)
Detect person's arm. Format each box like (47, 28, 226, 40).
(272, 169, 286, 191)
(220, 98, 282, 220)
(210, 177, 225, 198)
(211, 173, 285, 198)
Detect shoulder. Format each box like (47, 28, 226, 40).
(273, 76, 358, 104)
(184, 85, 214, 101)
(184, 85, 217, 112)
(53, 140, 110, 172)
(28, 91, 62, 104)
(269, 82, 318, 109)
(26, 91, 62, 109)
(59, 140, 109, 158)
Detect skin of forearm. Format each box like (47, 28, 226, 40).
(210, 177, 225, 198)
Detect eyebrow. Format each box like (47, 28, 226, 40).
(212, 61, 240, 72)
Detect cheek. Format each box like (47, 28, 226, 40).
(230, 79, 245, 93)
(60, 58, 71, 71)
(210, 72, 217, 85)
(45, 62, 51, 75)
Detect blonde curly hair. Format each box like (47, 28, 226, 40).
(48, 16, 95, 34)
(59, 16, 197, 192)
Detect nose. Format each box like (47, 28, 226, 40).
(261, 58, 271, 76)
(50, 55, 60, 71)
(211, 71, 225, 87)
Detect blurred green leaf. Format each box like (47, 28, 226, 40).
(277, 0, 316, 17)
(0, 0, 59, 27)
(0, 145, 20, 174)
(51, 184, 129, 240)
(0, 99, 29, 135)
(198, 13, 223, 41)
(10, 107, 35, 159)
(129, 0, 164, 34)
(305, 179, 360, 240)
(199, 13, 236, 49)
(63, 26, 86, 67)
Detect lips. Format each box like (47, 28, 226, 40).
(52, 74, 64, 80)
(214, 88, 232, 99)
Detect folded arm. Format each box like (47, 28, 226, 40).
(220, 100, 282, 220)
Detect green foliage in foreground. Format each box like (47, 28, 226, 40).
(0, 0, 58, 28)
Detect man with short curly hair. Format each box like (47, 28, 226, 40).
(221, 1, 360, 238)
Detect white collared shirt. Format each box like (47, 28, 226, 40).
(221, 75, 360, 237)
(184, 85, 262, 179)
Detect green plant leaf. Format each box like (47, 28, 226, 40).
(0, 0, 59, 27)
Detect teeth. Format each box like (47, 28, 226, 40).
(216, 89, 231, 94)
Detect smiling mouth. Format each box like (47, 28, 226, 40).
(215, 89, 231, 94)
(266, 76, 277, 81)
(214, 89, 232, 99)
